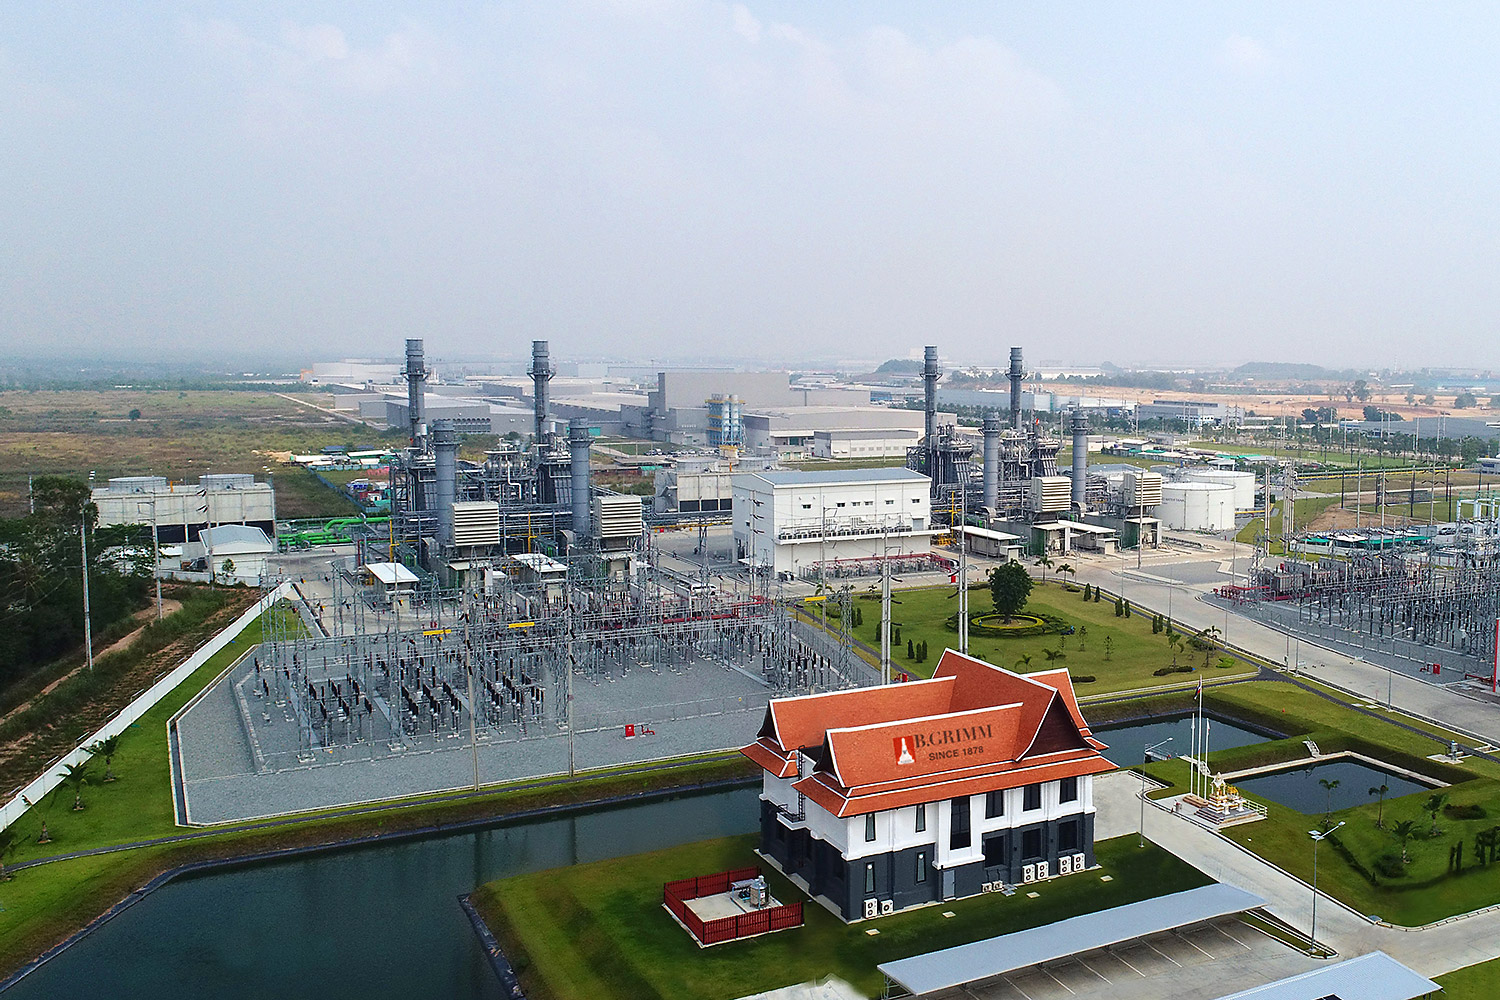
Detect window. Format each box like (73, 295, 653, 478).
(985, 790, 1005, 819)
(1060, 776, 1078, 803)
(915, 803, 926, 833)
(1023, 783, 1042, 811)
(865, 814, 876, 842)
(886, 498, 895, 505)
(983, 833, 1007, 867)
(949, 796, 971, 850)
(802, 503, 812, 510)
(864, 863, 875, 894)
(915, 852, 928, 884)
(1059, 819, 1080, 853)
(1022, 828, 1043, 860)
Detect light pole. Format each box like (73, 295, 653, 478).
(1139, 737, 1174, 848)
(1307, 821, 1345, 955)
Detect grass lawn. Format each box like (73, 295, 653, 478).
(844, 581, 1254, 695)
(473, 833, 1211, 1000)
(1438, 956, 1500, 999)
(1236, 496, 1342, 549)
(1131, 680, 1500, 925)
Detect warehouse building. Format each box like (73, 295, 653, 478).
(731, 467, 933, 577)
(742, 650, 1112, 921)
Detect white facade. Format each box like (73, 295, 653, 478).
(1182, 468, 1256, 510)
(732, 468, 933, 577)
(811, 428, 922, 459)
(92, 475, 277, 542)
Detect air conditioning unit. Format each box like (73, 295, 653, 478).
(864, 899, 879, 919)
(880, 899, 895, 915)
(1059, 855, 1073, 875)
(1036, 861, 1050, 879)
(1072, 852, 1087, 871)
(981, 881, 993, 893)
(1022, 864, 1037, 883)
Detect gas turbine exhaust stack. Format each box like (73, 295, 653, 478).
(432, 420, 458, 547)
(405, 338, 427, 449)
(1071, 410, 1088, 515)
(922, 346, 940, 444)
(569, 417, 592, 541)
(529, 340, 555, 447)
(1008, 347, 1024, 430)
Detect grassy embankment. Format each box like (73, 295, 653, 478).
(0, 389, 394, 517)
(0, 601, 755, 979)
(473, 833, 1209, 1000)
(1133, 679, 1500, 926)
(1235, 496, 1342, 549)
(1439, 957, 1500, 999)
(840, 581, 1255, 696)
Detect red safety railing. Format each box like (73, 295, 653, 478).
(663, 867, 804, 946)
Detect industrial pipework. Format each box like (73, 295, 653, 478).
(982, 414, 1002, 511)
(405, 338, 427, 448)
(568, 417, 592, 540)
(529, 340, 555, 447)
(432, 420, 458, 547)
(922, 346, 940, 443)
(1071, 410, 1088, 514)
(1008, 347, 1024, 430)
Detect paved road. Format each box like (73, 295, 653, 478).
(1095, 771, 1500, 979)
(1064, 540, 1500, 745)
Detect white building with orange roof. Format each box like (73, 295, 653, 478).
(740, 649, 1113, 921)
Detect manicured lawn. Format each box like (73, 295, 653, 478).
(847, 581, 1254, 695)
(473, 833, 1211, 1000)
(1438, 956, 1500, 999)
(1133, 679, 1500, 925)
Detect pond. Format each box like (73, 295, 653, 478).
(2, 786, 760, 1000)
(1233, 759, 1436, 814)
(1095, 713, 1276, 769)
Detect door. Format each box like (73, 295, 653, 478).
(942, 869, 956, 900)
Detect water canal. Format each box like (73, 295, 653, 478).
(3, 786, 760, 1000)
(1095, 712, 1274, 768)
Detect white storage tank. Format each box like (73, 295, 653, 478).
(1183, 468, 1256, 510)
(1159, 481, 1235, 532)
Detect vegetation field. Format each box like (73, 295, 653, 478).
(845, 581, 1255, 695)
(1438, 957, 1500, 999)
(1236, 496, 1342, 549)
(473, 833, 1210, 1000)
(0, 389, 398, 517)
(1136, 680, 1500, 926)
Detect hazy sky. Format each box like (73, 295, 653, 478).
(5, 3, 1500, 368)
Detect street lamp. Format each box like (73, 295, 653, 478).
(1139, 737, 1174, 848)
(1307, 821, 1345, 955)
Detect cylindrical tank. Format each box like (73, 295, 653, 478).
(1070, 411, 1088, 514)
(1008, 347, 1024, 429)
(432, 420, 458, 546)
(1158, 481, 1234, 532)
(922, 346, 940, 443)
(569, 417, 592, 539)
(982, 414, 1002, 511)
(1183, 469, 1256, 511)
(404, 338, 426, 447)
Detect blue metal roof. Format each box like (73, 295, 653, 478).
(1210, 951, 1437, 1000)
(878, 883, 1266, 995)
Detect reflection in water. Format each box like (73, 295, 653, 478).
(4, 787, 758, 1000)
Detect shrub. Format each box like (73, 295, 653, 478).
(1152, 664, 1194, 677)
(1373, 852, 1407, 879)
(1446, 803, 1488, 821)
(1071, 674, 1096, 684)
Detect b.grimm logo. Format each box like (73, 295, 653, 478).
(893, 736, 915, 765)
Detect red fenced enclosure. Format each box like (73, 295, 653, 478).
(663, 867, 804, 945)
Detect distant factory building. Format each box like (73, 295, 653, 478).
(1136, 399, 1245, 428)
(742, 650, 1112, 921)
(621, 370, 875, 446)
(732, 467, 933, 578)
(745, 407, 944, 459)
(811, 428, 923, 460)
(382, 397, 535, 437)
(91, 474, 277, 544)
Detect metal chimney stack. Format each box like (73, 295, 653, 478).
(529, 340, 555, 446)
(982, 414, 1002, 511)
(568, 417, 592, 540)
(1071, 410, 1089, 514)
(405, 338, 427, 449)
(1008, 347, 1024, 430)
(922, 346, 940, 443)
(432, 420, 458, 547)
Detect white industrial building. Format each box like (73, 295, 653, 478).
(811, 428, 923, 460)
(732, 468, 933, 578)
(91, 475, 277, 544)
(179, 525, 275, 584)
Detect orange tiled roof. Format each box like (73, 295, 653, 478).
(741, 648, 1112, 816)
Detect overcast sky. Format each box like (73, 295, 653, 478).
(5, 3, 1500, 369)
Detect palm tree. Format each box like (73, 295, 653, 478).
(1014, 653, 1033, 672)
(1042, 648, 1067, 668)
(1319, 777, 1341, 823)
(1391, 819, 1417, 864)
(1369, 784, 1389, 828)
(89, 735, 121, 782)
(1426, 792, 1449, 836)
(1167, 632, 1184, 666)
(1057, 563, 1076, 588)
(1034, 554, 1053, 585)
(59, 761, 92, 811)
